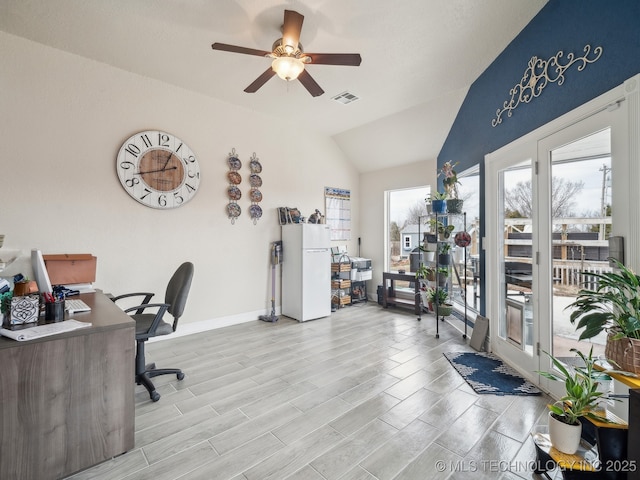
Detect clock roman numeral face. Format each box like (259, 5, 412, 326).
(116, 131, 201, 209)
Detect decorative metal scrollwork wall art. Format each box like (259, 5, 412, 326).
(492, 44, 603, 127)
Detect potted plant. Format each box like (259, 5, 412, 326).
(438, 243, 451, 265)
(429, 191, 448, 214)
(429, 287, 453, 317)
(440, 161, 463, 214)
(566, 258, 640, 373)
(415, 266, 432, 307)
(0, 291, 12, 327)
(422, 223, 438, 254)
(436, 266, 449, 287)
(424, 194, 432, 214)
(537, 347, 613, 454)
(415, 264, 435, 282)
(437, 221, 455, 241)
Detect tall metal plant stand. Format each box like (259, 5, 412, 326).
(418, 212, 468, 339)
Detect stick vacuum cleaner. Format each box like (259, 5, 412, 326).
(259, 241, 282, 322)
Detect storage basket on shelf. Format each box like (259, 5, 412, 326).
(605, 331, 640, 374)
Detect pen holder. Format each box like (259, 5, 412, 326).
(45, 300, 65, 322)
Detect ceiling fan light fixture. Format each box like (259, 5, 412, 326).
(272, 56, 305, 81)
(211, 10, 361, 96)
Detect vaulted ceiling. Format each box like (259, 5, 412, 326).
(0, 0, 548, 172)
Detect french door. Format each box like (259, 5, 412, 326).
(536, 111, 618, 397)
(486, 85, 629, 397)
(486, 143, 537, 376)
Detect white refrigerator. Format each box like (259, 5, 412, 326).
(281, 223, 331, 322)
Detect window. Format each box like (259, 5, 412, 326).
(386, 186, 430, 273)
(453, 167, 481, 313)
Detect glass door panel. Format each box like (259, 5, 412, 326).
(548, 133, 610, 361)
(538, 111, 616, 399)
(487, 146, 538, 376)
(500, 162, 534, 355)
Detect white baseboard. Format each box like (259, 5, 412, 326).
(147, 308, 281, 342)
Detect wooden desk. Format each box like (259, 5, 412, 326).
(0, 292, 135, 480)
(381, 272, 420, 316)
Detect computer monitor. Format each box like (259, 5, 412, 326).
(31, 249, 52, 294)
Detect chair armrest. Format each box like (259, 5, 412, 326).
(111, 292, 154, 302)
(111, 292, 155, 315)
(124, 302, 170, 335)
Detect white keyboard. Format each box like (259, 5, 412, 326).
(65, 299, 91, 313)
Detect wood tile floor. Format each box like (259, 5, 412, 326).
(67, 302, 556, 480)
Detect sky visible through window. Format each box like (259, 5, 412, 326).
(389, 186, 429, 227)
(504, 157, 611, 219)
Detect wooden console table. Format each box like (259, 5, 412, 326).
(381, 272, 420, 316)
(0, 292, 135, 480)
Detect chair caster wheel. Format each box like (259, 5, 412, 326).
(177, 372, 185, 381)
(151, 391, 160, 402)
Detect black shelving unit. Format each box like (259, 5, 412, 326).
(418, 212, 468, 339)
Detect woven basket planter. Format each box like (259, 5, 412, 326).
(605, 331, 640, 374)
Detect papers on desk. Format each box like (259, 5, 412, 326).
(0, 319, 92, 341)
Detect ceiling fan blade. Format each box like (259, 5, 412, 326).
(298, 70, 324, 97)
(306, 53, 362, 66)
(212, 42, 271, 57)
(244, 68, 277, 93)
(282, 10, 304, 51)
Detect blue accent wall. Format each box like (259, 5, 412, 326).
(438, 0, 640, 174)
(437, 0, 640, 315)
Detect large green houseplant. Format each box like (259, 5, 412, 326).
(566, 258, 640, 372)
(537, 347, 612, 454)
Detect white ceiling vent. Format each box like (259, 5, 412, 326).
(332, 91, 360, 105)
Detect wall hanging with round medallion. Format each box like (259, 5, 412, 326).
(116, 130, 200, 209)
(248, 152, 263, 224)
(454, 231, 471, 247)
(226, 148, 242, 224)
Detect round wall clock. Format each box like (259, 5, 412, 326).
(116, 130, 201, 209)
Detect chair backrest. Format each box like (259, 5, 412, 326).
(164, 262, 194, 330)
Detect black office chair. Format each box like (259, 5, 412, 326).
(112, 262, 194, 402)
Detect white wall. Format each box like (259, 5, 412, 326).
(359, 159, 437, 298)
(0, 32, 359, 330)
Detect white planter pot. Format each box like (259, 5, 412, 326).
(548, 411, 582, 454)
(453, 247, 464, 264)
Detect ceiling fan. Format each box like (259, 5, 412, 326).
(211, 9, 361, 97)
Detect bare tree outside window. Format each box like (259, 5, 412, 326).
(505, 178, 585, 218)
(405, 200, 429, 227)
